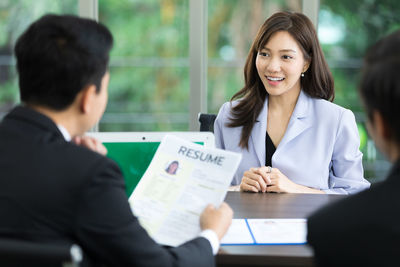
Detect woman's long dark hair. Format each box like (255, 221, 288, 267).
(228, 12, 334, 149)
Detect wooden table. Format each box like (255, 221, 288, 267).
(217, 192, 346, 266)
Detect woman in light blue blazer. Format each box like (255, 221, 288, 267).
(214, 12, 370, 194)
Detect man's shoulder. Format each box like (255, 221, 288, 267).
(19, 139, 123, 189)
(56, 142, 120, 176)
(309, 185, 382, 226)
(308, 180, 400, 266)
(308, 179, 398, 244)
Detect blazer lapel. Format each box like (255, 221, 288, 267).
(276, 90, 312, 151)
(250, 97, 268, 166)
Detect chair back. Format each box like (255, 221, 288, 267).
(0, 238, 82, 267)
(198, 113, 217, 132)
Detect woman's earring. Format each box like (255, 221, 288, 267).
(301, 73, 305, 77)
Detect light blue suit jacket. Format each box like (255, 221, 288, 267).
(214, 90, 370, 194)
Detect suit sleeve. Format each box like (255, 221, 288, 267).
(74, 158, 214, 267)
(324, 109, 370, 194)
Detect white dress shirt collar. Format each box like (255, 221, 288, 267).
(57, 124, 72, 142)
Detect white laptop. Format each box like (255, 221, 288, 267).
(86, 132, 215, 196)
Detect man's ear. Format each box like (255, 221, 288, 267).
(372, 110, 392, 140)
(80, 84, 97, 114)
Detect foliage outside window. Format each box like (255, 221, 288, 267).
(319, 0, 400, 181)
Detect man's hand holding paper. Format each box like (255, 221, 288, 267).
(129, 135, 241, 247)
(201, 202, 233, 240)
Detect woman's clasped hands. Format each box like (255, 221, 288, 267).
(240, 166, 299, 193)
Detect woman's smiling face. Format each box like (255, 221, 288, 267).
(256, 31, 310, 97)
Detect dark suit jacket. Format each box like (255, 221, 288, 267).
(0, 106, 214, 267)
(308, 161, 400, 266)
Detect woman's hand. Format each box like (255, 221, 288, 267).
(240, 166, 325, 194)
(265, 167, 299, 193)
(240, 166, 271, 193)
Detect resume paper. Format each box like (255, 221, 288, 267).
(129, 135, 242, 247)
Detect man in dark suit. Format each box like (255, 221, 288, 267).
(0, 14, 233, 266)
(307, 30, 400, 266)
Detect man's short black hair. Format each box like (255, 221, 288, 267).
(360, 30, 400, 142)
(15, 14, 113, 110)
